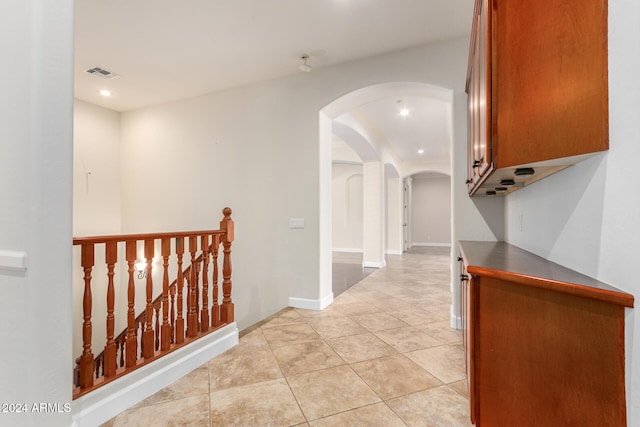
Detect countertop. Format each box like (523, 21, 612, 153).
(459, 241, 634, 308)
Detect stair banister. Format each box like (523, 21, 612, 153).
(72, 208, 234, 399)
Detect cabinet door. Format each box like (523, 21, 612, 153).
(493, 0, 608, 167)
(458, 256, 476, 424)
(466, 0, 492, 193)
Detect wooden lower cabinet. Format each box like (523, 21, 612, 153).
(459, 241, 633, 426)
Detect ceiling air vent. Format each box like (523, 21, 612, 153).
(85, 66, 120, 80)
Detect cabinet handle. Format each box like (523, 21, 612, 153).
(465, 179, 472, 184)
(460, 274, 469, 281)
(457, 256, 463, 262)
(472, 160, 480, 168)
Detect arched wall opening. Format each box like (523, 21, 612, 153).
(319, 82, 455, 308)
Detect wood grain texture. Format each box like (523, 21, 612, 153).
(476, 276, 625, 426)
(73, 208, 235, 399)
(494, 0, 608, 168)
(460, 241, 633, 308)
(459, 241, 632, 426)
(466, 0, 609, 195)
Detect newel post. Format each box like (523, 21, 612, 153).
(220, 207, 234, 324)
(211, 234, 220, 327)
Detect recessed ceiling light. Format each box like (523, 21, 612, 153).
(417, 147, 425, 154)
(99, 89, 112, 97)
(397, 99, 410, 117)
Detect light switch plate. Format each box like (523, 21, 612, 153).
(0, 251, 28, 272)
(289, 218, 305, 229)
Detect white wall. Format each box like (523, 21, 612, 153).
(362, 161, 385, 267)
(73, 100, 122, 236)
(5, 2, 636, 424)
(385, 172, 403, 255)
(72, 100, 126, 362)
(0, 1, 74, 426)
(502, 2, 640, 422)
(116, 38, 500, 331)
(411, 174, 451, 246)
(332, 163, 363, 252)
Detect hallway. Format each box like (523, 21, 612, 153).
(102, 247, 472, 426)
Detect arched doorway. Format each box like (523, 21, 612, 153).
(319, 82, 455, 307)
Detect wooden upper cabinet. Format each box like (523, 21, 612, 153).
(466, 0, 609, 196)
(466, 0, 491, 190)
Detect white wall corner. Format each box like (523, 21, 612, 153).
(450, 305, 462, 330)
(289, 293, 334, 311)
(71, 323, 238, 427)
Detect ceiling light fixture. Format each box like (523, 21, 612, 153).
(99, 89, 112, 97)
(299, 55, 311, 72)
(397, 100, 410, 117)
(417, 147, 425, 154)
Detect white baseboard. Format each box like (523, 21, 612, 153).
(289, 293, 334, 311)
(71, 323, 238, 427)
(413, 242, 452, 247)
(332, 248, 363, 253)
(450, 305, 462, 330)
(363, 260, 386, 268)
(334, 249, 402, 256)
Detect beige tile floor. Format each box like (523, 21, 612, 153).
(102, 247, 472, 427)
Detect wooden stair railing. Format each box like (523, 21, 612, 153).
(72, 208, 234, 399)
(74, 255, 198, 388)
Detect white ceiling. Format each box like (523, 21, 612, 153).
(74, 0, 473, 168)
(352, 96, 452, 163)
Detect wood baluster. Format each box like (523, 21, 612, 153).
(143, 239, 155, 359)
(175, 237, 185, 344)
(211, 234, 220, 327)
(125, 241, 137, 368)
(154, 300, 161, 351)
(170, 283, 176, 343)
(160, 238, 171, 351)
(138, 318, 144, 359)
(196, 261, 201, 331)
(220, 208, 235, 323)
(95, 357, 102, 381)
(79, 244, 95, 388)
(185, 273, 191, 328)
(187, 236, 198, 337)
(103, 242, 118, 377)
(200, 235, 210, 332)
(119, 337, 125, 367)
(74, 357, 80, 387)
